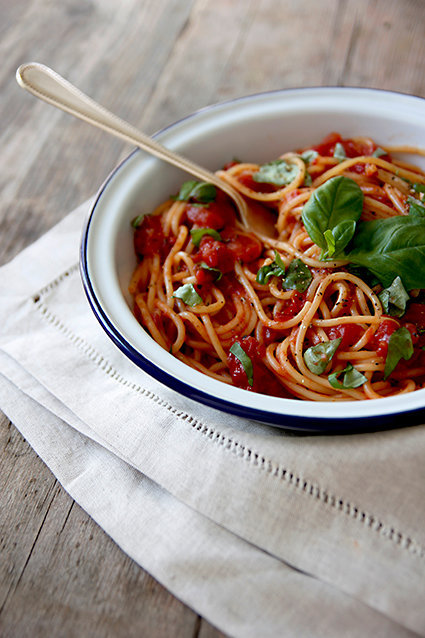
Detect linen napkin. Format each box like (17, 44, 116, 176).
(1, 200, 425, 637)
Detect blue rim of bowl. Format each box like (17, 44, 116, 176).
(80, 86, 425, 433)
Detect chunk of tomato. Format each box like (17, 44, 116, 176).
(134, 215, 170, 258)
(327, 323, 364, 349)
(368, 318, 400, 358)
(311, 132, 342, 156)
(221, 228, 262, 263)
(186, 190, 236, 229)
(198, 235, 235, 272)
(402, 303, 425, 347)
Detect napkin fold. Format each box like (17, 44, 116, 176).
(1, 201, 425, 637)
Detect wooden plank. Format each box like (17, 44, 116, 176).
(325, 0, 425, 93)
(140, 0, 344, 133)
(0, 0, 197, 263)
(0, 415, 60, 613)
(0, 0, 217, 635)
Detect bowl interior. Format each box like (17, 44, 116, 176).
(83, 87, 425, 428)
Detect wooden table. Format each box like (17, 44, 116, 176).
(1, 1, 424, 635)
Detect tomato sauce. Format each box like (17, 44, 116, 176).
(217, 273, 245, 297)
(259, 325, 289, 347)
(134, 215, 173, 258)
(228, 336, 288, 397)
(274, 292, 306, 321)
(312, 132, 383, 159)
(402, 303, 425, 347)
(194, 266, 216, 286)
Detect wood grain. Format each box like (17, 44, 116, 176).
(1, 0, 424, 636)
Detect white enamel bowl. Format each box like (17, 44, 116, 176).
(81, 87, 425, 432)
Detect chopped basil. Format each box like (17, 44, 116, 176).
(303, 172, 313, 187)
(190, 227, 222, 247)
(379, 276, 409, 317)
(131, 214, 144, 228)
(175, 180, 217, 203)
(253, 159, 299, 186)
(172, 283, 203, 306)
(282, 258, 312, 292)
(372, 147, 387, 158)
(298, 150, 317, 186)
(303, 338, 342, 375)
(328, 363, 367, 389)
(333, 142, 347, 162)
(300, 149, 318, 165)
(199, 262, 223, 281)
(256, 254, 311, 292)
(256, 251, 286, 285)
(229, 342, 254, 386)
(384, 326, 414, 379)
(301, 176, 364, 259)
(408, 196, 425, 217)
(413, 183, 425, 195)
(345, 216, 425, 289)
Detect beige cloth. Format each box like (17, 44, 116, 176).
(1, 201, 424, 637)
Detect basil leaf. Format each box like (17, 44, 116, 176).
(256, 251, 286, 285)
(378, 276, 409, 317)
(372, 147, 387, 158)
(275, 251, 286, 269)
(304, 338, 342, 375)
(176, 180, 217, 203)
(413, 183, 425, 195)
(253, 159, 299, 186)
(131, 214, 144, 228)
(324, 229, 336, 256)
(256, 264, 275, 285)
(335, 220, 358, 254)
(190, 228, 222, 247)
(177, 180, 198, 200)
(199, 262, 223, 281)
(328, 363, 367, 389)
(324, 220, 357, 259)
(345, 216, 425, 289)
(282, 258, 312, 292)
(229, 342, 254, 386)
(408, 196, 425, 217)
(172, 283, 203, 306)
(333, 142, 347, 162)
(384, 326, 414, 379)
(301, 176, 364, 258)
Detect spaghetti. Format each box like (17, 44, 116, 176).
(129, 133, 425, 401)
